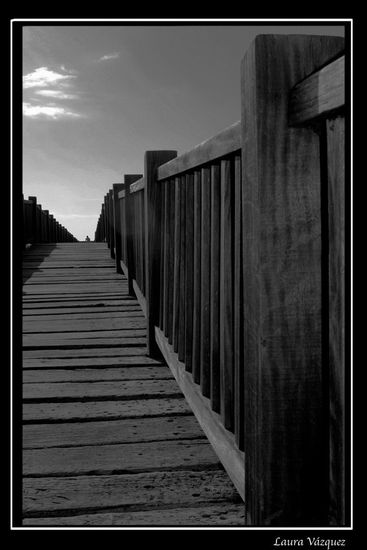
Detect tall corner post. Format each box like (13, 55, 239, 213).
(241, 35, 344, 526)
(144, 151, 177, 357)
(124, 174, 143, 297)
(112, 183, 125, 274)
(108, 189, 115, 259)
(28, 196, 38, 244)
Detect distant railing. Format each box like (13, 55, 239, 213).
(23, 195, 78, 246)
(94, 35, 346, 527)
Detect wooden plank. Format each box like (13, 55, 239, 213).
(23, 397, 191, 423)
(22, 503, 245, 526)
(210, 163, 220, 412)
(132, 279, 146, 318)
(23, 347, 153, 359)
(23, 356, 163, 369)
(22, 469, 239, 514)
(23, 415, 204, 448)
(327, 115, 345, 525)
(178, 175, 186, 362)
(220, 158, 234, 430)
(125, 175, 143, 295)
(157, 122, 241, 181)
(23, 337, 147, 349)
(24, 328, 145, 339)
(172, 177, 180, 352)
(23, 366, 172, 384)
(23, 379, 182, 401)
(23, 299, 137, 309)
(23, 439, 220, 476)
(23, 318, 146, 333)
(130, 176, 145, 194)
(184, 173, 194, 372)
(241, 34, 344, 526)
(289, 55, 345, 126)
(166, 180, 175, 344)
(192, 170, 201, 384)
(233, 154, 244, 450)
(144, 150, 177, 356)
(158, 181, 166, 330)
(200, 166, 211, 398)
(23, 310, 143, 321)
(155, 327, 245, 501)
(113, 183, 125, 273)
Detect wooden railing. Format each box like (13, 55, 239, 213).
(23, 195, 78, 246)
(94, 34, 347, 527)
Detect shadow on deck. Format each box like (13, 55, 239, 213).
(22, 242, 245, 527)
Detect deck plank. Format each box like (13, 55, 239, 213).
(22, 243, 244, 526)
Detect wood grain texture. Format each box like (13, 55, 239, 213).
(113, 183, 124, 274)
(233, 154, 244, 450)
(24, 439, 221, 477)
(23, 366, 172, 384)
(210, 163, 221, 412)
(241, 34, 344, 526)
(200, 167, 211, 398)
(172, 177, 181, 352)
(178, 175, 186, 362)
(289, 55, 345, 126)
(144, 150, 177, 356)
(192, 170, 202, 384)
(155, 327, 245, 501)
(23, 379, 182, 402)
(23, 470, 241, 515)
(157, 121, 241, 181)
(327, 115, 345, 525)
(23, 503, 245, 526)
(23, 415, 205, 448)
(184, 173, 194, 372)
(220, 158, 234, 431)
(23, 397, 191, 423)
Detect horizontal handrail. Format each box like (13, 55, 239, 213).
(130, 176, 145, 194)
(289, 54, 345, 125)
(157, 121, 240, 181)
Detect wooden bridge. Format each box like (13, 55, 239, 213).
(21, 35, 347, 527)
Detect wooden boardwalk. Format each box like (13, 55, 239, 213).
(22, 243, 245, 527)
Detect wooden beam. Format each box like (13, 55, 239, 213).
(113, 183, 124, 274)
(155, 326, 245, 502)
(241, 34, 344, 526)
(144, 150, 177, 357)
(157, 122, 240, 181)
(289, 55, 345, 126)
(124, 174, 143, 296)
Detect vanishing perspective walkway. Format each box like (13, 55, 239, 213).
(22, 243, 245, 526)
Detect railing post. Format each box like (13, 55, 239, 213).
(241, 35, 344, 526)
(112, 183, 124, 273)
(37, 205, 43, 242)
(108, 189, 115, 259)
(144, 151, 177, 357)
(124, 174, 143, 296)
(28, 197, 38, 244)
(43, 210, 50, 242)
(104, 194, 109, 247)
(51, 215, 56, 242)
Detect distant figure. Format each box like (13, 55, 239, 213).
(85, 235, 91, 242)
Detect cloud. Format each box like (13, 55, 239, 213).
(35, 90, 78, 100)
(23, 102, 81, 120)
(99, 52, 120, 61)
(23, 67, 76, 89)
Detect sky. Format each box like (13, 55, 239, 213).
(22, 22, 345, 241)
